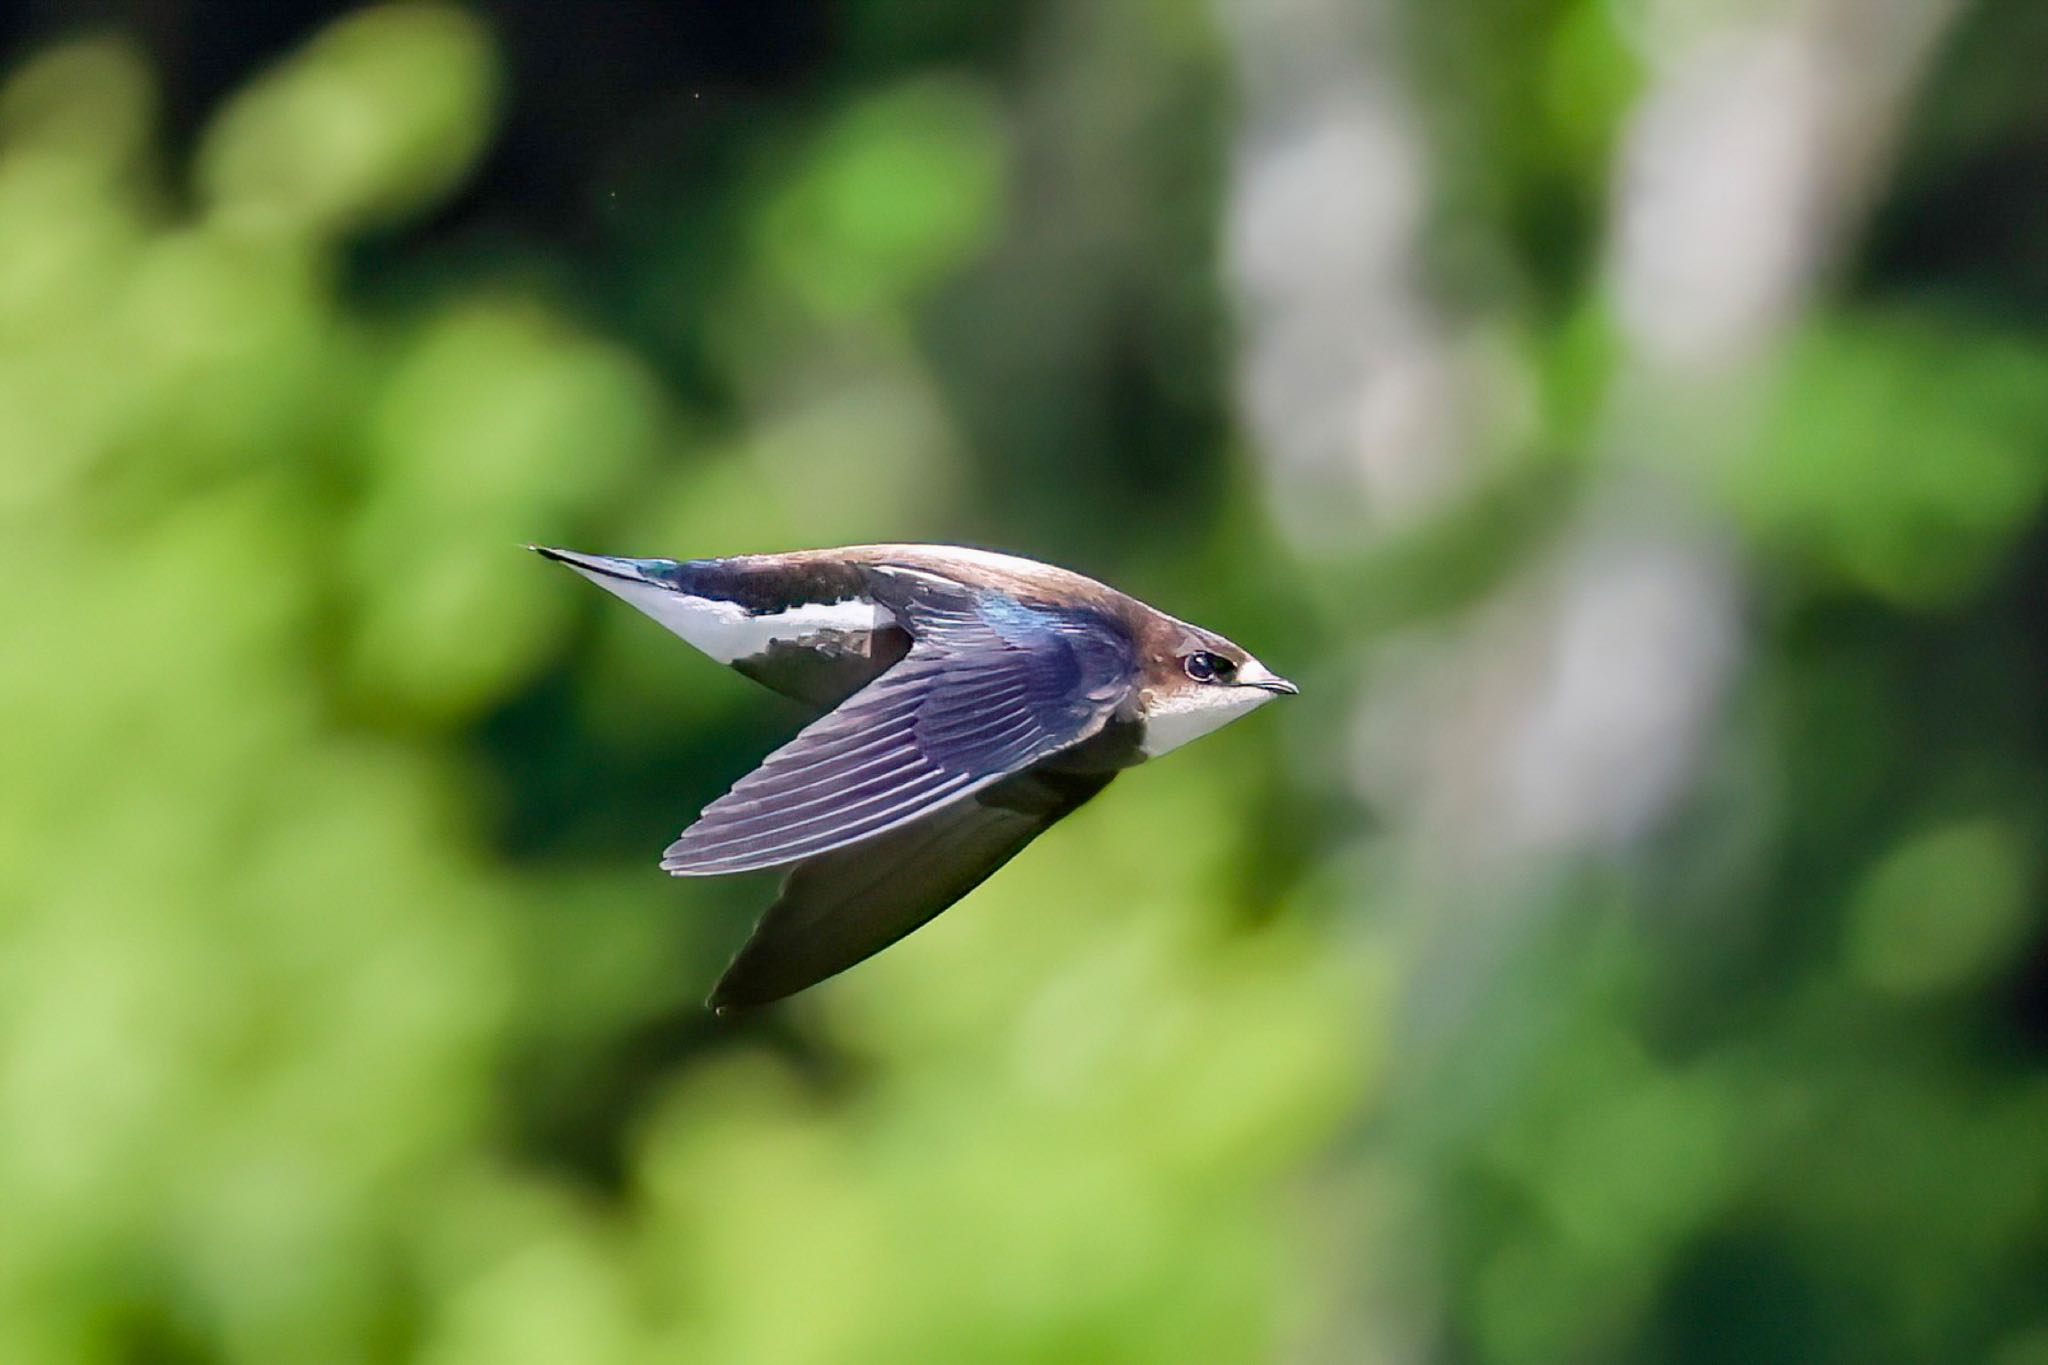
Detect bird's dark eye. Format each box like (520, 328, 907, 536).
(1184, 651, 1235, 683)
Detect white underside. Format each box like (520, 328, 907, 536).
(571, 568, 892, 663)
(1139, 688, 1275, 757)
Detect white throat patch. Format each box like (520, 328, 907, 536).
(569, 568, 891, 664)
(1139, 686, 1275, 757)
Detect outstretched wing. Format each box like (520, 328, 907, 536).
(660, 568, 1134, 876)
(706, 770, 1115, 1012)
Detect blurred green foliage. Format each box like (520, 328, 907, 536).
(0, 2, 2045, 1362)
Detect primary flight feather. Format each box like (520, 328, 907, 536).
(534, 543, 1296, 1012)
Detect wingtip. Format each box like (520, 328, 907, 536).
(662, 848, 728, 877)
(704, 972, 780, 1016)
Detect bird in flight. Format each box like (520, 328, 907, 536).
(533, 543, 1297, 1012)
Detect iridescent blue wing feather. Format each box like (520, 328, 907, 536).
(660, 568, 1134, 875)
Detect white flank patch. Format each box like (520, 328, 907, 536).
(1139, 687, 1276, 757)
(567, 567, 891, 664)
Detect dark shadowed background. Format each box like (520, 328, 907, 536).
(4, 1, 2047, 1361)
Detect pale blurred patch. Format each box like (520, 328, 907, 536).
(199, 4, 500, 238)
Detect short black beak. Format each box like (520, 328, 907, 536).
(1252, 677, 1299, 697)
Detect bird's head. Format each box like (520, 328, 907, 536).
(1136, 621, 1297, 757)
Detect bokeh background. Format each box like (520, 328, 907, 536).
(3, 0, 2046, 1360)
